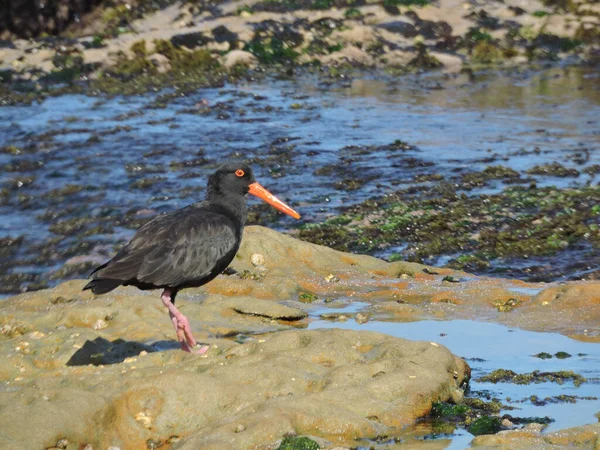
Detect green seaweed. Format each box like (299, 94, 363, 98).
(245, 37, 300, 64)
(467, 416, 502, 436)
(298, 292, 319, 303)
(431, 402, 470, 417)
(383, 0, 429, 6)
(276, 436, 320, 450)
(477, 369, 586, 386)
(298, 182, 600, 281)
(492, 298, 522, 312)
(344, 7, 362, 18)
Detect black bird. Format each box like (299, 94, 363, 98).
(83, 163, 300, 352)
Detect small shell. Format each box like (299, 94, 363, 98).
(250, 253, 265, 267)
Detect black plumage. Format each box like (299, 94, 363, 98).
(83, 163, 300, 352)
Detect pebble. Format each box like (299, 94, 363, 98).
(79, 445, 93, 450)
(250, 253, 265, 267)
(56, 439, 69, 449)
(502, 418, 514, 427)
(93, 319, 108, 330)
(134, 411, 152, 428)
(324, 273, 340, 283)
(234, 424, 247, 433)
(355, 313, 369, 324)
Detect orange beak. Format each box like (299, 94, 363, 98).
(248, 182, 301, 219)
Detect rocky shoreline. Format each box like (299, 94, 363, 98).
(1, 227, 599, 448)
(1, 0, 599, 101)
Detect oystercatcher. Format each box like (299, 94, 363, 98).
(84, 163, 300, 352)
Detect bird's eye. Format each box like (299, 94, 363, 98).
(235, 169, 245, 177)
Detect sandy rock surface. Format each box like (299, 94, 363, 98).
(0, 327, 468, 449)
(2, 226, 599, 448)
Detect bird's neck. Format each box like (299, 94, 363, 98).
(206, 191, 248, 227)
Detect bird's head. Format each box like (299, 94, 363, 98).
(208, 163, 300, 219)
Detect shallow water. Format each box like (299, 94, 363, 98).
(309, 302, 600, 448)
(0, 66, 599, 293)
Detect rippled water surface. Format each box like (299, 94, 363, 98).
(0, 66, 599, 292)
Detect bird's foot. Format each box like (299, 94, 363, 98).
(170, 313, 209, 354)
(162, 289, 209, 354)
(189, 344, 210, 355)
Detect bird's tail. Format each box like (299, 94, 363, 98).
(83, 278, 122, 295)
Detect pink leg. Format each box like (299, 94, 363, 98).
(161, 289, 209, 354)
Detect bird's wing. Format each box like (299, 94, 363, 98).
(95, 205, 238, 286)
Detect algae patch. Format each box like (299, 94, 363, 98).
(276, 436, 320, 450)
(477, 369, 586, 386)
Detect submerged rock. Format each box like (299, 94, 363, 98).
(471, 422, 600, 449)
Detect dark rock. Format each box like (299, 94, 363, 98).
(466, 10, 502, 31)
(0, 39, 16, 48)
(0, 69, 14, 82)
(311, 17, 344, 33)
(509, 6, 526, 16)
(170, 32, 210, 49)
(0, 0, 104, 38)
(383, 4, 401, 15)
(405, 11, 452, 39)
(378, 21, 419, 38)
(253, 20, 304, 47)
(212, 25, 238, 44)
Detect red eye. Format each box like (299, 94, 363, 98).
(235, 169, 245, 177)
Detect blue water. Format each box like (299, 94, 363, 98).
(310, 303, 600, 448)
(0, 66, 599, 292)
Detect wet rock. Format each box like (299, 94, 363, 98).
(499, 282, 600, 341)
(471, 422, 600, 449)
(527, 162, 580, 177)
(225, 296, 307, 320)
